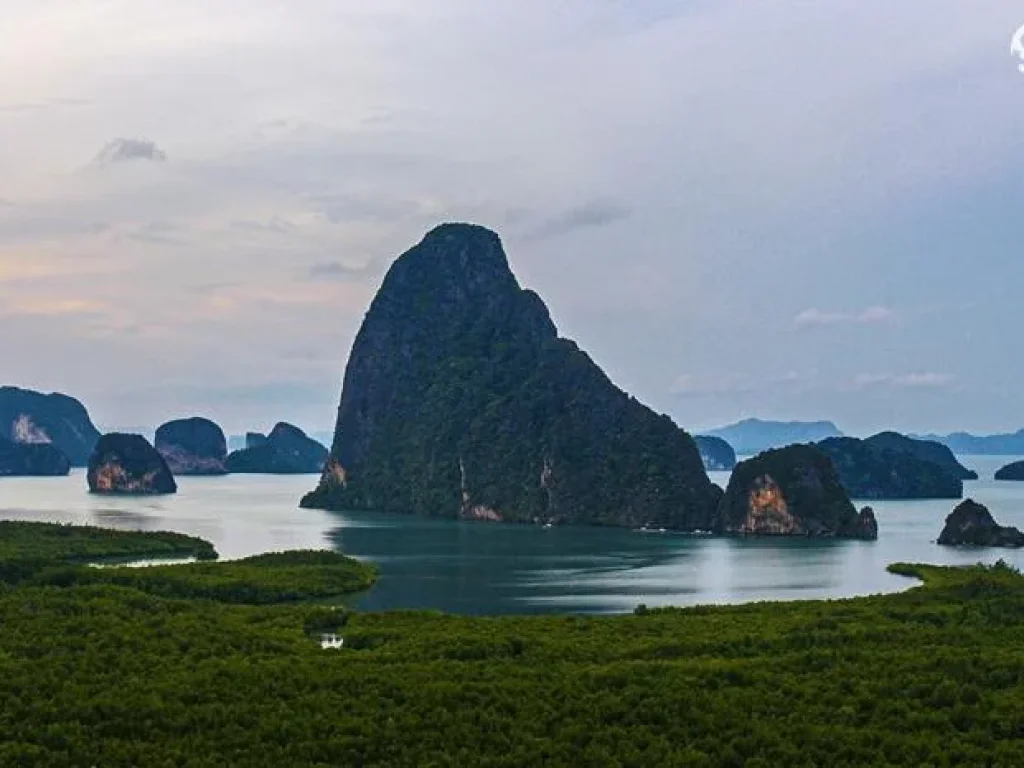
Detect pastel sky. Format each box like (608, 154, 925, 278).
(1, 1, 1022, 437)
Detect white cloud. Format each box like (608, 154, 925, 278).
(0, 0, 1018, 432)
(852, 372, 953, 390)
(670, 371, 807, 398)
(670, 374, 748, 398)
(794, 306, 896, 328)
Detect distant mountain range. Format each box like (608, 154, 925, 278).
(703, 419, 844, 456)
(705, 419, 1024, 458)
(913, 430, 1024, 456)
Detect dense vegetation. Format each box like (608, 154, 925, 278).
(0, 521, 215, 583)
(303, 223, 720, 529)
(58, 550, 378, 604)
(862, 431, 977, 480)
(2, 522, 1024, 765)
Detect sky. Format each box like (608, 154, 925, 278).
(1, 0, 1022, 437)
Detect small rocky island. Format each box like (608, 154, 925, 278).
(301, 223, 721, 529)
(816, 434, 965, 499)
(937, 499, 1024, 548)
(995, 461, 1024, 481)
(87, 434, 177, 495)
(714, 445, 877, 539)
(696, 435, 736, 471)
(155, 417, 228, 475)
(226, 423, 327, 474)
(0, 386, 101, 466)
(0, 437, 71, 476)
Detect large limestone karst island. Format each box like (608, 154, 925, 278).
(714, 445, 877, 539)
(302, 223, 721, 529)
(155, 417, 228, 476)
(88, 434, 177, 495)
(0, 386, 101, 466)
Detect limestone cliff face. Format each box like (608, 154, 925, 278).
(714, 445, 877, 539)
(740, 475, 800, 535)
(0, 387, 100, 467)
(155, 418, 228, 476)
(87, 434, 177, 495)
(302, 223, 720, 529)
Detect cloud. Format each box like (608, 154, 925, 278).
(852, 372, 953, 390)
(125, 220, 187, 246)
(670, 371, 806, 398)
(307, 260, 379, 281)
(1, 297, 112, 318)
(0, 1, 1018, 434)
(794, 306, 896, 328)
(0, 98, 92, 115)
(521, 199, 632, 242)
(670, 374, 746, 398)
(231, 218, 294, 234)
(93, 138, 168, 165)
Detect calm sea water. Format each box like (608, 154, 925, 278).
(1, 455, 1022, 615)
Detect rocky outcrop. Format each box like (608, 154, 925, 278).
(714, 445, 877, 539)
(995, 461, 1024, 481)
(937, 499, 1024, 547)
(227, 423, 327, 474)
(301, 223, 720, 529)
(0, 438, 71, 476)
(848, 506, 879, 540)
(816, 436, 963, 500)
(864, 431, 977, 481)
(87, 434, 177, 495)
(0, 386, 101, 466)
(155, 418, 228, 476)
(696, 435, 736, 472)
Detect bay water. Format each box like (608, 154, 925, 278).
(1, 455, 1021, 614)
